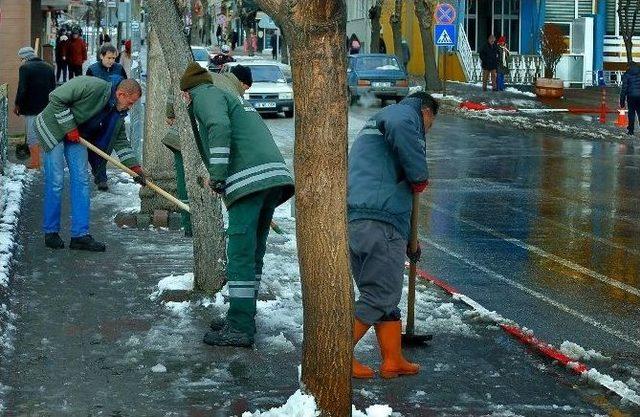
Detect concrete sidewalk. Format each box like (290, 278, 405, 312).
(0, 168, 631, 416)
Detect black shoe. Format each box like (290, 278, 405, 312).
(628, 130, 635, 136)
(203, 324, 253, 348)
(209, 316, 226, 331)
(69, 234, 106, 252)
(97, 182, 109, 191)
(44, 233, 65, 249)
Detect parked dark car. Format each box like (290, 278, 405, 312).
(347, 53, 409, 106)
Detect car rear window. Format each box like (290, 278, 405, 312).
(356, 56, 401, 71)
(248, 65, 286, 83)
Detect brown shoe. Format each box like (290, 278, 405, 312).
(374, 320, 420, 379)
(353, 318, 374, 379)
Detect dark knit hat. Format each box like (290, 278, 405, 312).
(180, 62, 212, 91)
(231, 65, 253, 87)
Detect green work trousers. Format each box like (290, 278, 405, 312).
(226, 187, 283, 335)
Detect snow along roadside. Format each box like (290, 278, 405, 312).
(411, 265, 640, 408)
(0, 164, 31, 412)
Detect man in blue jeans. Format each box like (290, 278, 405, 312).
(36, 76, 146, 251)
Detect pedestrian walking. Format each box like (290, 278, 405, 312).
(119, 40, 133, 79)
(621, 62, 640, 135)
(35, 76, 146, 252)
(349, 33, 362, 54)
(85, 43, 129, 191)
(216, 25, 223, 46)
(270, 32, 279, 60)
(67, 28, 87, 79)
(55, 29, 69, 84)
(496, 36, 510, 91)
(178, 62, 294, 347)
(479, 35, 499, 91)
(14, 46, 56, 170)
(401, 39, 411, 69)
(244, 29, 258, 57)
(231, 29, 239, 51)
(99, 28, 111, 46)
(348, 91, 438, 379)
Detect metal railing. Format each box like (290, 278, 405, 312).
(467, 53, 544, 85)
(0, 84, 8, 174)
(456, 23, 474, 82)
(584, 70, 625, 87)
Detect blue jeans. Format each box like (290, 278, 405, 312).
(43, 141, 90, 238)
(496, 72, 505, 91)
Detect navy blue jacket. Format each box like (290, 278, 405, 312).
(15, 58, 56, 115)
(621, 64, 640, 106)
(347, 97, 429, 240)
(86, 61, 127, 83)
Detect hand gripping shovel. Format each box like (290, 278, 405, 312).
(80, 138, 190, 213)
(401, 192, 433, 346)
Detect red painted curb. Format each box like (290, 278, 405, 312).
(407, 263, 590, 375)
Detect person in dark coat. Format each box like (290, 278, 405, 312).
(55, 30, 69, 84)
(479, 35, 499, 91)
(348, 92, 438, 379)
(270, 32, 279, 60)
(620, 63, 640, 135)
(14, 46, 56, 169)
(85, 43, 129, 191)
(231, 29, 239, 50)
(99, 28, 111, 46)
(67, 29, 87, 79)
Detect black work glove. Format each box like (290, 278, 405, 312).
(210, 180, 226, 195)
(133, 173, 147, 186)
(406, 243, 421, 264)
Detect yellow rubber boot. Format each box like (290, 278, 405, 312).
(374, 320, 420, 379)
(353, 318, 374, 379)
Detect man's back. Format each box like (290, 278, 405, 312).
(16, 58, 56, 115)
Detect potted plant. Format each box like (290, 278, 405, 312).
(536, 23, 566, 99)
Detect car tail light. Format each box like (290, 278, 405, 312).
(357, 80, 371, 86)
(396, 79, 408, 87)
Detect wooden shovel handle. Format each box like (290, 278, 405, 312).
(406, 192, 420, 336)
(79, 137, 191, 213)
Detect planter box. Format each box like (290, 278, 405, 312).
(535, 78, 564, 99)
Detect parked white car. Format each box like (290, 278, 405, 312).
(222, 61, 294, 118)
(191, 46, 210, 69)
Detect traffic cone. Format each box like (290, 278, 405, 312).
(615, 109, 629, 127)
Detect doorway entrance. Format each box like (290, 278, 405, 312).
(465, 0, 520, 52)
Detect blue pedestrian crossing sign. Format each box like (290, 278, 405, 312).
(435, 24, 457, 46)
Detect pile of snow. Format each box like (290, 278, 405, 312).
(0, 164, 29, 287)
(559, 341, 610, 361)
(150, 273, 194, 300)
(583, 368, 640, 406)
(240, 389, 394, 417)
(151, 363, 167, 373)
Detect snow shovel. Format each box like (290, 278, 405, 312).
(79, 138, 190, 213)
(402, 192, 433, 346)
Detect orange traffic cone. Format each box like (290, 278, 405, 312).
(615, 109, 629, 127)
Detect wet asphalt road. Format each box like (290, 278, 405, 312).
(268, 104, 640, 404)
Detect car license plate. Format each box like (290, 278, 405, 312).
(255, 102, 276, 108)
(372, 82, 392, 87)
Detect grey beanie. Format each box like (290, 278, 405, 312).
(18, 47, 36, 60)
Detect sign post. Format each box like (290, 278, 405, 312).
(434, 3, 457, 96)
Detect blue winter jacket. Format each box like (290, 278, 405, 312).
(347, 97, 429, 240)
(86, 61, 127, 83)
(621, 64, 640, 106)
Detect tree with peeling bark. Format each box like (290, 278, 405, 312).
(253, 1, 353, 416)
(618, 0, 640, 64)
(139, 29, 179, 215)
(146, 0, 227, 294)
(414, 0, 439, 89)
(369, 0, 385, 54)
(390, 0, 404, 64)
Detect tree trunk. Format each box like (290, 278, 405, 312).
(369, 0, 384, 53)
(390, 0, 403, 63)
(414, 0, 439, 89)
(146, 0, 226, 295)
(140, 29, 179, 214)
(280, 33, 289, 64)
(256, 1, 353, 416)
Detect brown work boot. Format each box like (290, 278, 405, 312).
(27, 145, 41, 169)
(353, 318, 374, 379)
(374, 320, 420, 379)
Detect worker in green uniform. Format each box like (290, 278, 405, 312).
(179, 62, 294, 347)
